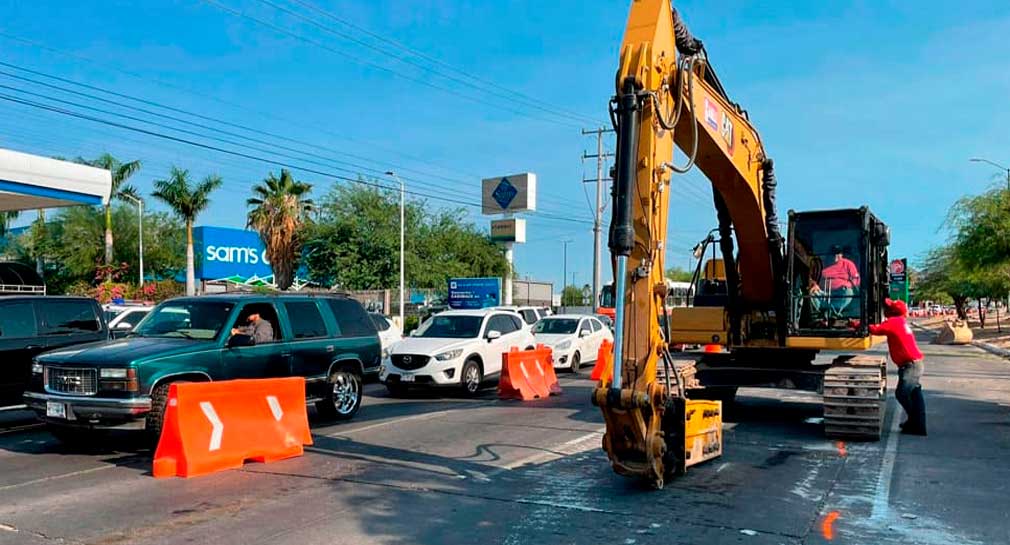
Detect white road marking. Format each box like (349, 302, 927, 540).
(266, 395, 283, 422)
(199, 401, 224, 452)
(489, 428, 604, 475)
(0, 465, 116, 492)
(871, 401, 902, 521)
(322, 400, 496, 438)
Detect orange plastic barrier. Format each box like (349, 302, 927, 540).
(498, 345, 562, 400)
(153, 377, 313, 478)
(590, 339, 614, 383)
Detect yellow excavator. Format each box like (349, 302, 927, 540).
(592, 0, 891, 489)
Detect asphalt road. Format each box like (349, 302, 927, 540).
(0, 330, 1007, 545)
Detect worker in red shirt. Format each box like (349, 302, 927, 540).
(869, 298, 926, 435)
(810, 245, 861, 319)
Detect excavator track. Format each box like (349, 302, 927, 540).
(822, 355, 887, 440)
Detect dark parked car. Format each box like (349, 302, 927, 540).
(24, 293, 381, 443)
(0, 296, 108, 408)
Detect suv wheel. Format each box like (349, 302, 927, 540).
(460, 359, 483, 396)
(570, 351, 582, 373)
(145, 383, 173, 445)
(317, 369, 362, 421)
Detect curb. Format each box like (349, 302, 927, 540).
(912, 321, 1010, 359)
(970, 341, 1010, 359)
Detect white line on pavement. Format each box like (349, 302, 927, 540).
(321, 400, 497, 438)
(871, 401, 902, 521)
(0, 465, 117, 493)
(488, 428, 604, 476)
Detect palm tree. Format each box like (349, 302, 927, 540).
(81, 154, 142, 265)
(151, 167, 222, 296)
(0, 211, 19, 238)
(247, 169, 314, 290)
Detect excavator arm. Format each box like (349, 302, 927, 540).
(592, 0, 782, 488)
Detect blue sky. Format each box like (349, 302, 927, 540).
(2, 0, 1009, 291)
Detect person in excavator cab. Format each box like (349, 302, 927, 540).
(810, 245, 860, 321)
(869, 298, 927, 436)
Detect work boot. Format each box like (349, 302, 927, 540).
(901, 424, 927, 436)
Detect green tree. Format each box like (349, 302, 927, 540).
(152, 167, 222, 296)
(247, 169, 314, 290)
(561, 285, 584, 306)
(304, 184, 507, 290)
(0, 211, 18, 238)
(7, 204, 184, 294)
(665, 266, 693, 282)
(80, 154, 142, 266)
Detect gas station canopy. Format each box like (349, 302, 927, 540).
(0, 148, 111, 212)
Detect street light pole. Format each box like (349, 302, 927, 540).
(121, 193, 144, 288)
(969, 157, 1010, 191)
(386, 171, 405, 329)
(968, 157, 1010, 318)
(561, 239, 571, 310)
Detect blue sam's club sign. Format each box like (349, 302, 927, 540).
(194, 226, 272, 280)
(448, 277, 501, 309)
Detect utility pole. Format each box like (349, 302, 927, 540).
(583, 127, 614, 311)
(562, 239, 572, 310)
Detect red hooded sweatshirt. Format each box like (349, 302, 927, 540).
(868, 299, 923, 366)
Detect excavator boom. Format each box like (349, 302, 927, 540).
(595, 2, 892, 489)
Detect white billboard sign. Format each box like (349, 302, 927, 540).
(490, 218, 526, 243)
(481, 173, 536, 215)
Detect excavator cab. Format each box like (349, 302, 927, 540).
(786, 207, 889, 338)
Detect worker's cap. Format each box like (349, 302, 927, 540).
(883, 298, 908, 317)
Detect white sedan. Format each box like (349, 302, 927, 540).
(382, 309, 536, 396)
(533, 314, 612, 372)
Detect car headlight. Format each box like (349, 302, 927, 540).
(100, 368, 129, 379)
(31, 361, 43, 374)
(434, 349, 463, 361)
(555, 340, 572, 351)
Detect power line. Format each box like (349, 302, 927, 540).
(0, 91, 595, 226)
(0, 64, 586, 215)
(282, 0, 603, 126)
(200, 0, 584, 130)
(257, 0, 600, 126)
(0, 30, 576, 204)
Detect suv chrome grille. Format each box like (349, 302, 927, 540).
(46, 367, 98, 396)
(391, 354, 430, 371)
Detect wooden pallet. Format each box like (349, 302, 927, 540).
(823, 357, 886, 440)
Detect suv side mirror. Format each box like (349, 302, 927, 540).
(579, 329, 590, 338)
(486, 330, 502, 341)
(228, 334, 254, 348)
(116, 322, 133, 330)
(410, 329, 420, 337)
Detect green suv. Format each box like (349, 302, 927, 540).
(24, 293, 380, 442)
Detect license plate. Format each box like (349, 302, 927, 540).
(400, 374, 415, 383)
(46, 401, 67, 419)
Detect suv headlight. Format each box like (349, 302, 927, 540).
(555, 340, 572, 351)
(100, 368, 129, 379)
(31, 361, 43, 375)
(434, 348, 463, 361)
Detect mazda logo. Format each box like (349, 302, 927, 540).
(402, 356, 412, 363)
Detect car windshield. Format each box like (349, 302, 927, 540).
(414, 315, 483, 338)
(534, 318, 579, 335)
(132, 301, 235, 340)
